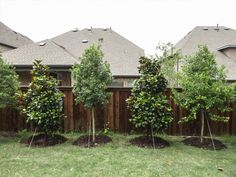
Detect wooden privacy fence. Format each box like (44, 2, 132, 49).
(0, 87, 236, 135)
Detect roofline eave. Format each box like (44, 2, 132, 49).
(0, 42, 17, 49)
(14, 64, 73, 69)
(217, 44, 236, 51)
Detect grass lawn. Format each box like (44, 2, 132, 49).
(0, 133, 236, 177)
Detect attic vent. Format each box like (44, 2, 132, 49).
(98, 38, 104, 43)
(82, 39, 88, 43)
(203, 28, 208, 30)
(72, 28, 78, 32)
(224, 28, 230, 30)
(38, 42, 46, 46)
(103, 28, 108, 31)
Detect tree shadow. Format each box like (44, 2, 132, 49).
(0, 137, 18, 146)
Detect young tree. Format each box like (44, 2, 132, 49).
(72, 44, 112, 143)
(21, 60, 64, 136)
(173, 46, 236, 143)
(155, 42, 181, 87)
(0, 54, 19, 108)
(127, 56, 172, 138)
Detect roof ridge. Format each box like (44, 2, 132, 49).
(0, 21, 34, 48)
(50, 40, 78, 63)
(174, 27, 196, 52)
(109, 29, 144, 52)
(175, 26, 236, 52)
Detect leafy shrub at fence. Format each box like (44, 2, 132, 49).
(0, 53, 19, 108)
(18, 60, 64, 135)
(127, 56, 172, 137)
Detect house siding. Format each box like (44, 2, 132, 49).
(17, 71, 71, 86)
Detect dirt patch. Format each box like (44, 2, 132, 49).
(130, 136, 169, 148)
(22, 134, 67, 147)
(0, 131, 18, 137)
(182, 137, 227, 150)
(72, 135, 112, 147)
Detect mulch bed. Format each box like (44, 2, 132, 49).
(72, 135, 112, 147)
(182, 137, 227, 150)
(0, 131, 18, 138)
(21, 133, 67, 147)
(130, 136, 170, 148)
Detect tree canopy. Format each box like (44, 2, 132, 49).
(155, 42, 181, 87)
(173, 45, 236, 142)
(20, 60, 64, 135)
(127, 56, 172, 136)
(72, 44, 112, 142)
(0, 54, 19, 108)
(72, 44, 112, 108)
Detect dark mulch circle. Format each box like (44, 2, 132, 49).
(0, 131, 18, 138)
(21, 134, 67, 147)
(130, 136, 170, 149)
(182, 137, 227, 150)
(72, 135, 112, 147)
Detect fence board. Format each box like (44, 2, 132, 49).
(0, 87, 235, 135)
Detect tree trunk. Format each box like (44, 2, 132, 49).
(88, 109, 91, 146)
(146, 125, 151, 140)
(151, 125, 155, 149)
(200, 109, 205, 143)
(44, 132, 48, 146)
(91, 107, 95, 143)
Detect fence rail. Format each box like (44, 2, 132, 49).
(0, 87, 235, 135)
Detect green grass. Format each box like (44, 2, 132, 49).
(0, 133, 236, 177)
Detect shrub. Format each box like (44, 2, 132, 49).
(0, 53, 19, 108)
(127, 56, 172, 137)
(21, 60, 64, 135)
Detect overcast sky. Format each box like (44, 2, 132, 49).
(1, 0, 236, 55)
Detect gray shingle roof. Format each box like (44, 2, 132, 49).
(2, 39, 78, 67)
(3, 28, 144, 76)
(52, 28, 144, 76)
(0, 21, 33, 48)
(175, 26, 236, 80)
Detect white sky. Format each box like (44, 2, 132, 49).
(0, 0, 236, 55)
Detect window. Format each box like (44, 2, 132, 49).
(110, 79, 124, 87)
(109, 78, 137, 87)
(50, 72, 62, 86)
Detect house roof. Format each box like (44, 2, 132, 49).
(2, 39, 78, 67)
(3, 28, 144, 76)
(52, 28, 144, 76)
(217, 45, 236, 51)
(175, 26, 236, 80)
(0, 21, 33, 48)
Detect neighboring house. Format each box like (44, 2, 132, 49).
(3, 27, 144, 87)
(175, 25, 236, 81)
(0, 21, 33, 52)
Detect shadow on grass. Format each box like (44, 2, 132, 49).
(0, 137, 18, 146)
